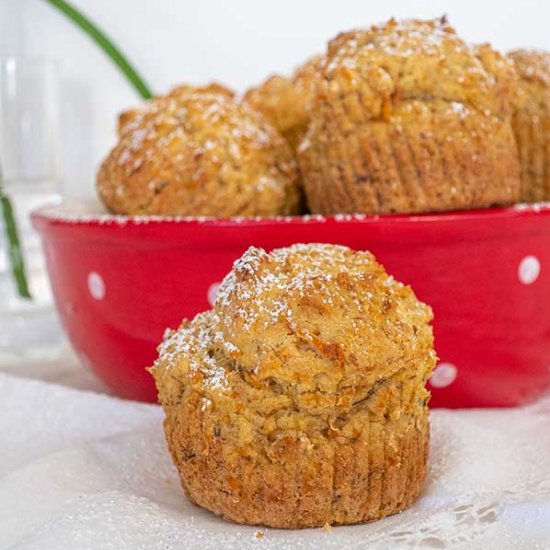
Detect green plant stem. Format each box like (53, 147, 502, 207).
(0, 185, 32, 299)
(43, 0, 153, 100)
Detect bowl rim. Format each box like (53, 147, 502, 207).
(31, 200, 550, 228)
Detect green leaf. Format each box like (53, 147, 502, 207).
(0, 186, 32, 299)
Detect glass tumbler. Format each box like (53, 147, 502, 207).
(0, 56, 64, 356)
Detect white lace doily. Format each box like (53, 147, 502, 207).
(1, 372, 549, 549)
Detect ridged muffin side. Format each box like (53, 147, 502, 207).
(298, 17, 521, 215)
(151, 244, 436, 528)
(509, 49, 550, 202)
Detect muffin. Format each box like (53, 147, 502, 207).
(509, 49, 550, 201)
(244, 55, 323, 150)
(151, 244, 436, 528)
(117, 83, 235, 136)
(98, 90, 301, 217)
(298, 17, 521, 215)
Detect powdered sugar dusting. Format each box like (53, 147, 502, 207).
(103, 90, 300, 218)
(323, 17, 510, 123)
(35, 202, 334, 226)
(513, 202, 550, 213)
(214, 243, 387, 332)
(156, 311, 229, 391)
(154, 243, 431, 413)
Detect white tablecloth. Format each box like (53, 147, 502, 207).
(1, 349, 549, 550)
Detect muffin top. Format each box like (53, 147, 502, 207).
(118, 83, 235, 135)
(319, 17, 515, 122)
(153, 244, 435, 420)
(97, 90, 301, 217)
(509, 49, 550, 110)
(509, 49, 550, 87)
(243, 55, 323, 146)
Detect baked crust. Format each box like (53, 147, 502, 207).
(509, 49, 550, 201)
(151, 244, 436, 528)
(97, 91, 301, 217)
(117, 83, 235, 136)
(243, 56, 323, 150)
(298, 17, 521, 215)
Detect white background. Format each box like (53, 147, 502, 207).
(1, 0, 550, 199)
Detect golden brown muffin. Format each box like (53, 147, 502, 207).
(243, 56, 323, 149)
(298, 17, 521, 215)
(98, 91, 301, 217)
(509, 49, 550, 201)
(118, 83, 235, 136)
(151, 244, 436, 528)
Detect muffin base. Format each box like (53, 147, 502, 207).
(164, 400, 429, 529)
(512, 109, 550, 202)
(300, 99, 520, 215)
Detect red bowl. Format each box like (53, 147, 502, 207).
(32, 201, 550, 407)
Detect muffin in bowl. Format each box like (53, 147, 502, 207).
(97, 90, 301, 217)
(244, 55, 324, 150)
(151, 244, 436, 528)
(298, 17, 521, 215)
(509, 49, 550, 202)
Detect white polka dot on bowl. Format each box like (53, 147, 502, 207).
(430, 362, 457, 388)
(87, 272, 105, 301)
(207, 282, 221, 306)
(518, 255, 540, 285)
